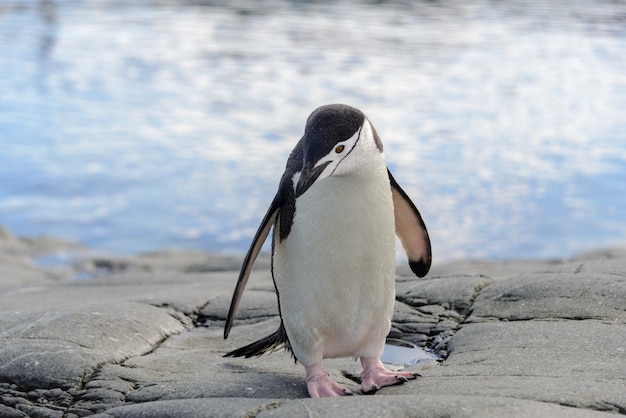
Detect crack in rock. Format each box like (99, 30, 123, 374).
(65, 305, 198, 416)
(0, 303, 198, 417)
(392, 275, 495, 359)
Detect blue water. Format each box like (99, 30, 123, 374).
(1, 1, 625, 262)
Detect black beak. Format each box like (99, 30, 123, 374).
(295, 161, 331, 198)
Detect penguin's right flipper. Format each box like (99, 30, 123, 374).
(224, 195, 280, 339)
(224, 322, 292, 359)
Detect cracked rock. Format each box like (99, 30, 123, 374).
(1, 225, 625, 416)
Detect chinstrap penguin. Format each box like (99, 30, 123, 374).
(223, 104, 432, 397)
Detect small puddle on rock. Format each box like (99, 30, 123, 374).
(381, 338, 438, 367)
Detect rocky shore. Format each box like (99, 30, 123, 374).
(0, 225, 625, 417)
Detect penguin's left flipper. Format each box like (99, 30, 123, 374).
(223, 194, 280, 339)
(388, 169, 432, 277)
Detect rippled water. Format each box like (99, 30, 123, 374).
(1, 1, 625, 262)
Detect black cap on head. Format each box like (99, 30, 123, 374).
(294, 105, 365, 197)
(302, 104, 365, 166)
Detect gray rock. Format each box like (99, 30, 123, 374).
(0, 303, 187, 391)
(200, 289, 279, 323)
(0, 255, 52, 288)
(20, 235, 86, 257)
(398, 258, 562, 281)
(1, 224, 625, 417)
(91, 395, 617, 418)
(469, 271, 626, 322)
(397, 274, 494, 315)
(90, 398, 285, 418)
(86, 250, 248, 275)
(266, 395, 618, 417)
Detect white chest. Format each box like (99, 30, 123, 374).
(272, 164, 396, 359)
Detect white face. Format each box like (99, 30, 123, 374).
(313, 119, 383, 180)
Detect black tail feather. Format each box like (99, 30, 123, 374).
(224, 322, 294, 360)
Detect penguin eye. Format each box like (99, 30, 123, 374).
(335, 145, 345, 153)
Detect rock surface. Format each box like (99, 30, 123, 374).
(0, 226, 625, 417)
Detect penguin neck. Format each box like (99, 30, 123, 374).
(296, 153, 392, 224)
(333, 149, 387, 183)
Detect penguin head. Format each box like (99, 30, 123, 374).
(295, 104, 384, 197)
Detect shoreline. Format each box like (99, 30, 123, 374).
(3, 223, 623, 284)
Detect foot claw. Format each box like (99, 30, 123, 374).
(396, 375, 409, 383)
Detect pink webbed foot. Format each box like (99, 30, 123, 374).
(360, 357, 420, 394)
(305, 364, 354, 398)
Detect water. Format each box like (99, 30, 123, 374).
(1, 0, 625, 262)
(382, 339, 438, 367)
